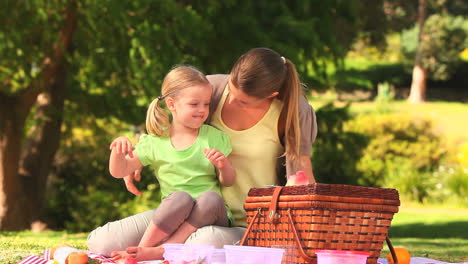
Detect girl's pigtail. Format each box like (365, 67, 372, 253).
(280, 58, 302, 163)
(146, 97, 170, 137)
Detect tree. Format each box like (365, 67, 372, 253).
(0, 0, 78, 230)
(403, 0, 468, 103)
(1, 0, 360, 230)
(408, 0, 429, 104)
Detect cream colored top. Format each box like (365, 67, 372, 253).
(211, 87, 284, 227)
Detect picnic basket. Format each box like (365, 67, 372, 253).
(240, 183, 400, 264)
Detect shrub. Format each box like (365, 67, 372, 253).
(345, 114, 446, 201)
(312, 103, 368, 185)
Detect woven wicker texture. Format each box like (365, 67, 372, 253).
(242, 183, 400, 264)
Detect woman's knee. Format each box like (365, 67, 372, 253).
(87, 209, 154, 256)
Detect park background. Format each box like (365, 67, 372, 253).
(1, 0, 467, 263)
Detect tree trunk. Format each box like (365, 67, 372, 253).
(19, 64, 67, 224)
(408, 0, 428, 104)
(0, 95, 31, 230)
(0, 0, 78, 230)
(408, 65, 427, 103)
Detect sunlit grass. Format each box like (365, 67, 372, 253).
(379, 204, 468, 262)
(0, 231, 87, 264)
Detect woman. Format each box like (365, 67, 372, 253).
(87, 48, 317, 259)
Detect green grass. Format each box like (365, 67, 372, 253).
(2, 206, 467, 263)
(0, 231, 87, 264)
(380, 204, 468, 263)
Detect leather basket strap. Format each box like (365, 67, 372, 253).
(240, 208, 262, 246)
(286, 208, 316, 262)
(267, 186, 283, 223)
(386, 236, 398, 264)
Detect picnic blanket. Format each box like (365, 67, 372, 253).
(17, 249, 467, 264)
(378, 257, 468, 264)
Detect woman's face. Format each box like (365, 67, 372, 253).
(227, 80, 278, 109)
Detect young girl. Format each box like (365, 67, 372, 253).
(108, 65, 236, 261)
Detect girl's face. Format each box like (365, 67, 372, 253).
(168, 84, 212, 130)
(227, 80, 278, 109)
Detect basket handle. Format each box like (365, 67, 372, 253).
(239, 208, 261, 246)
(386, 236, 398, 264)
(285, 208, 316, 263)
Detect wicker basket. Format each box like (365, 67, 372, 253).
(240, 183, 400, 264)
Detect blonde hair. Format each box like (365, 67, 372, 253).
(146, 65, 210, 136)
(230, 48, 302, 162)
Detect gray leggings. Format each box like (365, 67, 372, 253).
(154, 190, 229, 235)
(87, 190, 230, 255)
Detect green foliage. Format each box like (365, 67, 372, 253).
(345, 114, 446, 197)
(45, 117, 162, 232)
(375, 82, 395, 103)
(430, 143, 468, 205)
(444, 167, 468, 203)
(401, 14, 468, 80)
(312, 103, 368, 185)
(1, 0, 363, 230)
(333, 62, 411, 92)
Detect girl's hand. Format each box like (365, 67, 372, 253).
(124, 169, 142, 196)
(204, 148, 227, 169)
(110, 136, 134, 158)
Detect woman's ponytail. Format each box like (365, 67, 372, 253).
(146, 97, 170, 137)
(279, 58, 302, 163)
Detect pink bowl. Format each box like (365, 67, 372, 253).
(315, 250, 370, 264)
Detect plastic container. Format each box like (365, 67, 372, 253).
(271, 245, 297, 264)
(224, 245, 284, 264)
(211, 248, 226, 264)
(315, 250, 370, 264)
(162, 244, 215, 264)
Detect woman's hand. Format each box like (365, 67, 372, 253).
(203, 148, 227, 169)
(109, 136, 134, 158)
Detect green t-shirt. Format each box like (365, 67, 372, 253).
(135, 124, 232, 201)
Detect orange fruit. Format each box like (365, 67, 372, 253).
(66, 251, 89, 264)
(50, 243, 72, 259)
(387, 247, 411, 264)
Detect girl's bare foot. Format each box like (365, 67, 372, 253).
(112, 246, 165, 261)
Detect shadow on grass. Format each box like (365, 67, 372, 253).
(389, 221, 468, 239)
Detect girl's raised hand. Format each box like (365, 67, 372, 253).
(110, 136, 134, 158)
(203, 148, 226, 169)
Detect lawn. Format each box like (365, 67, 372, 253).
(2, 205, 467, 263)
(381, 203, 468, 263)
(310, 98, 468, 144)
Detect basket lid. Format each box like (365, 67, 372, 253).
(247, 183, 399, 202)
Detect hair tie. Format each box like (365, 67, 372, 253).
(157, 95, 165, 100)
(281, 56, 286, 64)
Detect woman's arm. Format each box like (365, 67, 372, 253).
(281, 96, 318, 180)
(299, 155, 316, 184)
